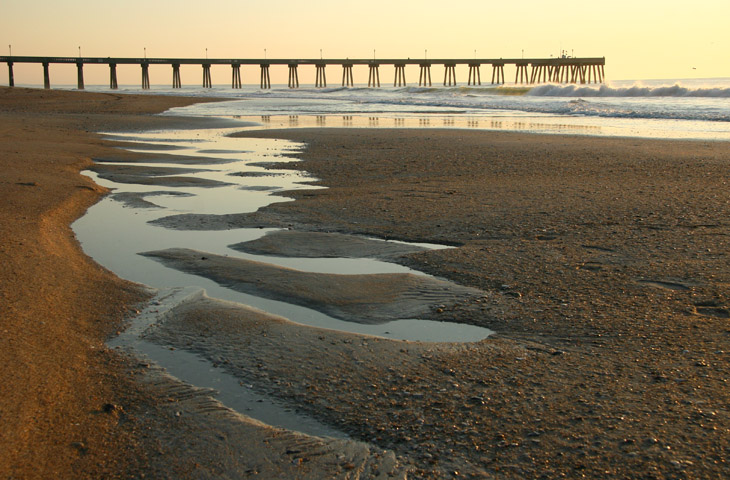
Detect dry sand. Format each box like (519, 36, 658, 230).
(1, 87, 728, 479)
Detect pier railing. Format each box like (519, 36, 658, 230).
(1, 55, 605, 90)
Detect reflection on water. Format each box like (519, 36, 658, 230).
(249, 113, 603, 134)
(74, 126, 492, 343)
(78, 122, 494, 438)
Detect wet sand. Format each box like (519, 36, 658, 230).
(2, 87, 728, 478)
(225, 128, 730, 478)
(142, 247, 482, 325)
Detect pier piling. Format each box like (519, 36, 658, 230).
(76, 62, 84, 90)
(232, 64, 242, 88)
(42, 62, 50, 89)
(491, 63, 505, 84)
(141, 63, 150, 89)
(342, 64, 354, 87)
(260, 64, 271, 89)
(109, 63, 118, 89)
(419, 64, 432, 87)
(7, 62, 13, 87)
(172, 64, 182, 88)
(571, 65, 580, 83)
(315, 64, 327, 88)
(553, 64, 568, 84)
(202, 64, 212, 88)
(530, 64, 545, 84)
(443, 64, 457, 86)
(287, 64, 299, 88)
(394, 64, 406, 87)
(468, 64, 481, 86)
(368, 64, 380, 87)
(515, 62, 528, 84)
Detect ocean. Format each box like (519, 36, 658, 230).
(71, 77, 730, 141)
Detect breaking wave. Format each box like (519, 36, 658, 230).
(528, 83, 730, 98)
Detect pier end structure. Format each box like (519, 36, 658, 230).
(1, 55, 605, 89)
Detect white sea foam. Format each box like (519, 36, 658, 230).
(75, 76, 730, 139)
(528, 83, 730, 98)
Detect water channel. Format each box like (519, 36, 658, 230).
(73, 121, 493, 437)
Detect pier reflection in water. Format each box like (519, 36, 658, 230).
(256, 113, 602, 135)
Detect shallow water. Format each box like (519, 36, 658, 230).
(76, 122, 496, 438)
(76, 124, 494, 437)
(109, 287, 347, 439)
(74, 126, 493, 343)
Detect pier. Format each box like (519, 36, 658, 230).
(1, 55, 605, 90)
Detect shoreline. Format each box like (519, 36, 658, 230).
(0, 87, 236, 478)
(1, 87, 728, 478)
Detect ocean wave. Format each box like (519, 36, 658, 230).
(398, 85, 532, 96)
(528, 83, 730, 98)
(526, 98, 730, 122)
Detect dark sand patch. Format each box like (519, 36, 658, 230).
(93, 152, 239, 165)
(141, 248, 484, 324)
(89, 163, 231, 188)
(249, 160, 299, 169)
(149, 211, 289, 230)
(228, 170, 286, 177)
(238, 185, 281, 192)
(102, 175, 231, 188)
(90, 163, 211, 178)
(229, 230, 429, 261)
(197, 149, 252, 154)
(638, 278, 696, 291)
(111, 191, 195, 209)
(110, 141, 187, 151)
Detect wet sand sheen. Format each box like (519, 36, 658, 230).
(142, 247, 484, 325)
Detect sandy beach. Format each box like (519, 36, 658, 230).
(1, 87, 728, 479)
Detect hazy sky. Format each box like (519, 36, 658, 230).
(2, 0, 728, 86)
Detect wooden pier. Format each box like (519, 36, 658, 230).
(1, 55, 605, 90)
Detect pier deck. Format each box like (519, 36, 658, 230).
(1, 55, 605, 90)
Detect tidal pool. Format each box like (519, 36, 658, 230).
(73, 123, 493, 438)
(75, 125, 493, 342)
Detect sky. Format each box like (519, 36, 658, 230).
(2, 0, 729, 86)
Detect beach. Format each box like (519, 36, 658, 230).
(1, 86, 728, 478)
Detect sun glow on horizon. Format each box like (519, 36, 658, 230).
(2, 0, 729, 85)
